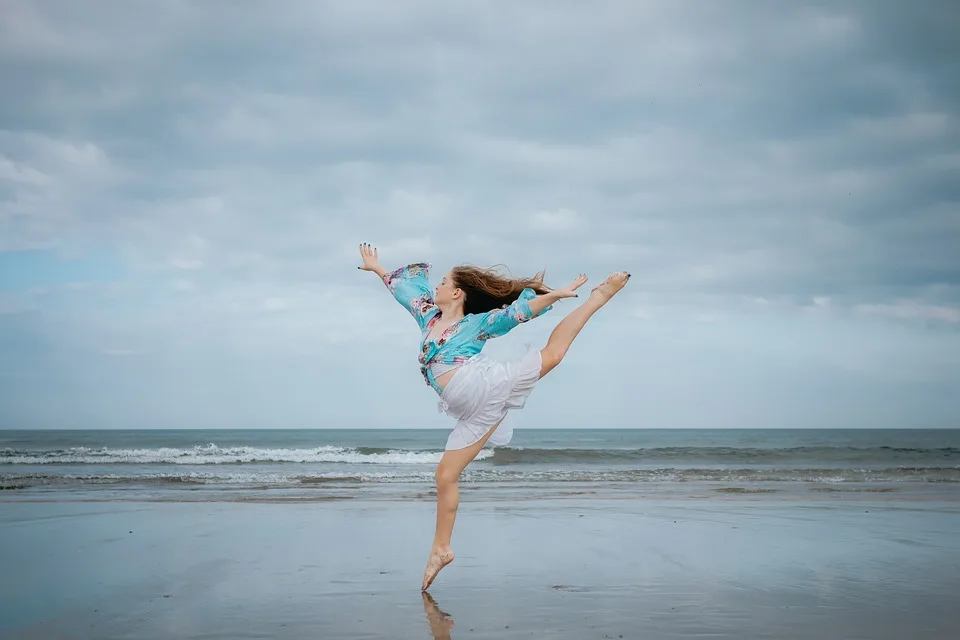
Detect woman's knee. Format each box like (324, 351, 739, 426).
(435, 463, 460, 488)
(539, 346, 566, 375)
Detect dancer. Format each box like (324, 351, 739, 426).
(357, 243, 630, 590)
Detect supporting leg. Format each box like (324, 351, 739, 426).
(423, 416, 505, 591)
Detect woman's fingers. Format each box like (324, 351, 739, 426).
(567, 273, 588, 290)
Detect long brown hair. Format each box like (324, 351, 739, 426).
(451, 264, 552, 316)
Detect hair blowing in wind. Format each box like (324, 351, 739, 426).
(451, 265, 552, 315)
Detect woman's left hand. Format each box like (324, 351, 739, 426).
(552, 273, 588, 299)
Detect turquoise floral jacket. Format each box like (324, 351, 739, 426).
(382, 263, 553, 394)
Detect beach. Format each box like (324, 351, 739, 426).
(3, 0, 958, 636)
(2, 428, 959, 638)
(2, 494, 959, 639)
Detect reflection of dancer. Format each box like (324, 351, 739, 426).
(358, 243, 630, 590)
(422, 592, 454, 640)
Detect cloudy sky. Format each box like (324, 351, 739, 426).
(1, 0, 957, 430)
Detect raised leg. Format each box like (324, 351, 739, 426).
(422, 416, 505, 591)
(539, 271, 630, 378)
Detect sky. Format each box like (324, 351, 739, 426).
(0, 0, 958, 430)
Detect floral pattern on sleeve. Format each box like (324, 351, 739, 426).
(476, 288, 552, 340)
(382, 262, 438, 331)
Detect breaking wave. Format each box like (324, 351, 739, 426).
(3, 444, 956, 466)
(0, 445, 493, 465)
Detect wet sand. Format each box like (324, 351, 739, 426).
(2, 496, 958, 639)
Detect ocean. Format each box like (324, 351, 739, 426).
(3, 428, 958, 503)
(3, 428, 960, 639)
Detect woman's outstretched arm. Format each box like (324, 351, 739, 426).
(478, 274, 588, 340)
(527, 290, 564, 316)
(358, 243, 438, 330)
(533, 273, 588, 312)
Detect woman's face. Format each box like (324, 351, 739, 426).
(435, 270, 461, 306)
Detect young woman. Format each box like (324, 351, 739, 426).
(358, 243, 630, 590)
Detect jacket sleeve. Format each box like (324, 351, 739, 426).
(477, 288, 553, 340)
(382, 263, 438, 331)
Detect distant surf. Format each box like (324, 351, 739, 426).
(3, 443, 956, 467)
(1, 444, 492, 465)
(3, 429, 958, 498)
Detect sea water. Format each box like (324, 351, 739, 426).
(2, 428, 958, 502)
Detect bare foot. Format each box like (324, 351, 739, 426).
(421, 550, 455, 591)
(589, 271, 631, 302)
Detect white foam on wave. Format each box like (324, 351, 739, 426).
(3, 469, 439, 485)
(1, 444, 495, 465)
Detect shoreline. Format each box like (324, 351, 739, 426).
(2, 478, 958, 504)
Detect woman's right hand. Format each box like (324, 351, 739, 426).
(358, 242, 381, 272)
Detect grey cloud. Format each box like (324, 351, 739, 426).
(0, 0, 957, 428)
(2, 0, 956, 298)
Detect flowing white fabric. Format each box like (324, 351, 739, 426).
(437, 347, 543, 451)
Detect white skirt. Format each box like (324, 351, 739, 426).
(437, 347, 543, 451)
